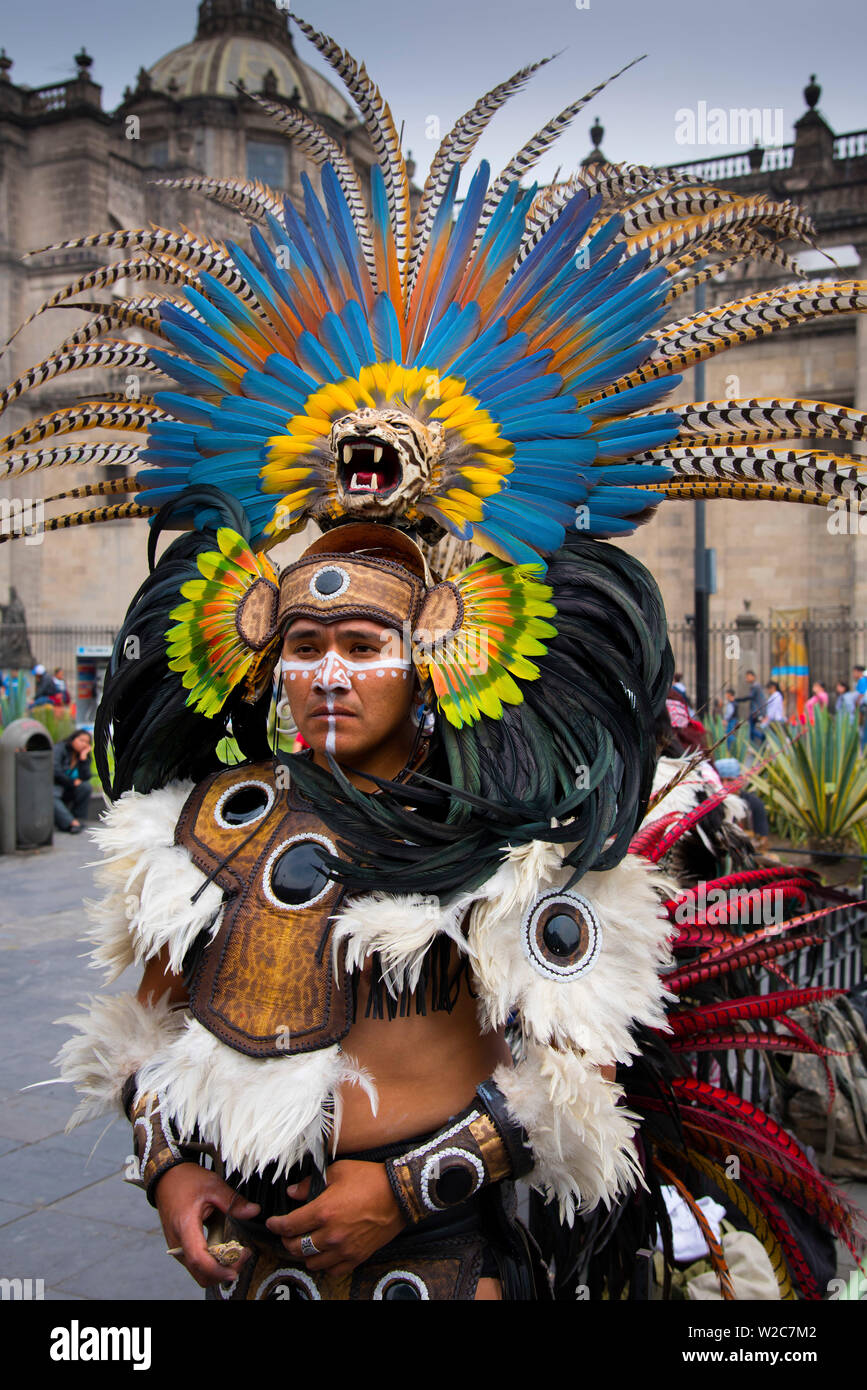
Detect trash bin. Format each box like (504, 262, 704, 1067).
(0, 718, 54, 853)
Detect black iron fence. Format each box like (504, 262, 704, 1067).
(0, 624, 117, 686)
(668, 617, 867, 719)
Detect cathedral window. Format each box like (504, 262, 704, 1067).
(246, 138, 286, 189)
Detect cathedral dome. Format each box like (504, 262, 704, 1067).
(147, 0, 355, 122)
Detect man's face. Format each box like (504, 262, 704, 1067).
(281, 617, 416, 763)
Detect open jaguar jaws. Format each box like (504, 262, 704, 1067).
(330, 408, 445, 517)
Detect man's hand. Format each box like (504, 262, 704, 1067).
(155, 1163, 260, 1288)
(266, 1160, 406, 1277)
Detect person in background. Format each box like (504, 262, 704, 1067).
(672, 672, 692, 713)
(854, 665, 867, 749)
(762, 680, 786, 731)
(736, 670, 767, 742)
(835, 680, 858, 721)
(714, 758, 771, 844)
(53, 728, 93, 834)
(723, 687, 737, 747)
(33, 666, 69, 707)
(804, 681, 829, 723)
(666, 683, 705, 752)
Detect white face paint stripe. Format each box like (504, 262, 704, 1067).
(282, 649, 413, 753)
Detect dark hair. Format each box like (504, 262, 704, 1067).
(746, 669, 756, 678)
(66, 728, 92, 748)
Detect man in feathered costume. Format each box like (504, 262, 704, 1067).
(5, 14, 866, 1300)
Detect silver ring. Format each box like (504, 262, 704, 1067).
(300, 1234, 320, 1258)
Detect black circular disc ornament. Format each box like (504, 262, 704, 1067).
(373, 1271, 429, 1300)
(257, 1269, 321, 1301)
(520, 890, 602, 981)
(214, 780, 274, 830)
(262, 834, 336, 911)
(309, 564, 350, 600)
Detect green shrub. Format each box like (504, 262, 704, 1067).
(750, 704, 867, 854)
(28, 704, 75, 745)
(0, 671, 30, 728)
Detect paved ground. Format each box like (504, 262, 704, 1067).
(0, 823, 197, 1300)
(0, 822, 864, 1301)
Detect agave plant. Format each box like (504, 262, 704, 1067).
(705, 711, 753, 764)
(0, 671, 29, 729)
(751, 704, 867, 854)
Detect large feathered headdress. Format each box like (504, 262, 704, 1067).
(2, 15, 866, 763)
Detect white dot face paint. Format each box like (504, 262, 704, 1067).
(280, 648, 413, 754)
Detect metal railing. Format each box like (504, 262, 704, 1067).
(0, 624, 117, 685)
(668, 617, 867, 721)
(672, 128, 867, 181)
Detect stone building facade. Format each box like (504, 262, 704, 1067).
(611, 79, 867, 632)
(0, 0, 378, 643)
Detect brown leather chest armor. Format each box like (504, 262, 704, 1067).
(174, 760, 352, 1058)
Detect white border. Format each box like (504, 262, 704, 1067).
(309, 564, 350, 601)
(419, 1146, 484, 1211)
(520, 890, 603, 982)
(255, 1268, 322, 1300)
(261, 832, 337, 912)
(372, 1269, 430, 1300)
(214, 779, 276, 830)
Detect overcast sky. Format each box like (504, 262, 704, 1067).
(5, 0, 865, 184)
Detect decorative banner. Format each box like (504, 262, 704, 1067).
(769, 608, 809, 721)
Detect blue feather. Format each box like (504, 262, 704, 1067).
(573, 378, 681, 423)
(370, 294, 404, 363)
(226, 240, 296, 335)
(152, 392, 221, 427)
(194, 432, 271, 454)
(236, 369, 306, 414)
(593, 464, 672, 484)
(448, 316, 508, 381)
(148, 350, 225, 397)
(594, 427, 679, 459)
(511, 440, 597, 464)
(211, 398, 291, 430)
(457, 330, 529, 389)
(295, 330, 341, 382)
(481, 494, 565, 549)
(422, 162, 490, 333)
(470, 520, 552, 568)
(250, 224, 299, 321)
(191, 272, 269, 340)
(320, 163, 372, 306)
(473, 352, 556, 403)
(319, 311, 363, 377)
(279, 200, 333, 306)
(301, 172, 349, 300)
(419, 302, 481, 372)
(262, 354, 318, 396)
(341, 300, 378, 366)
(481, 373, 565, 414)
